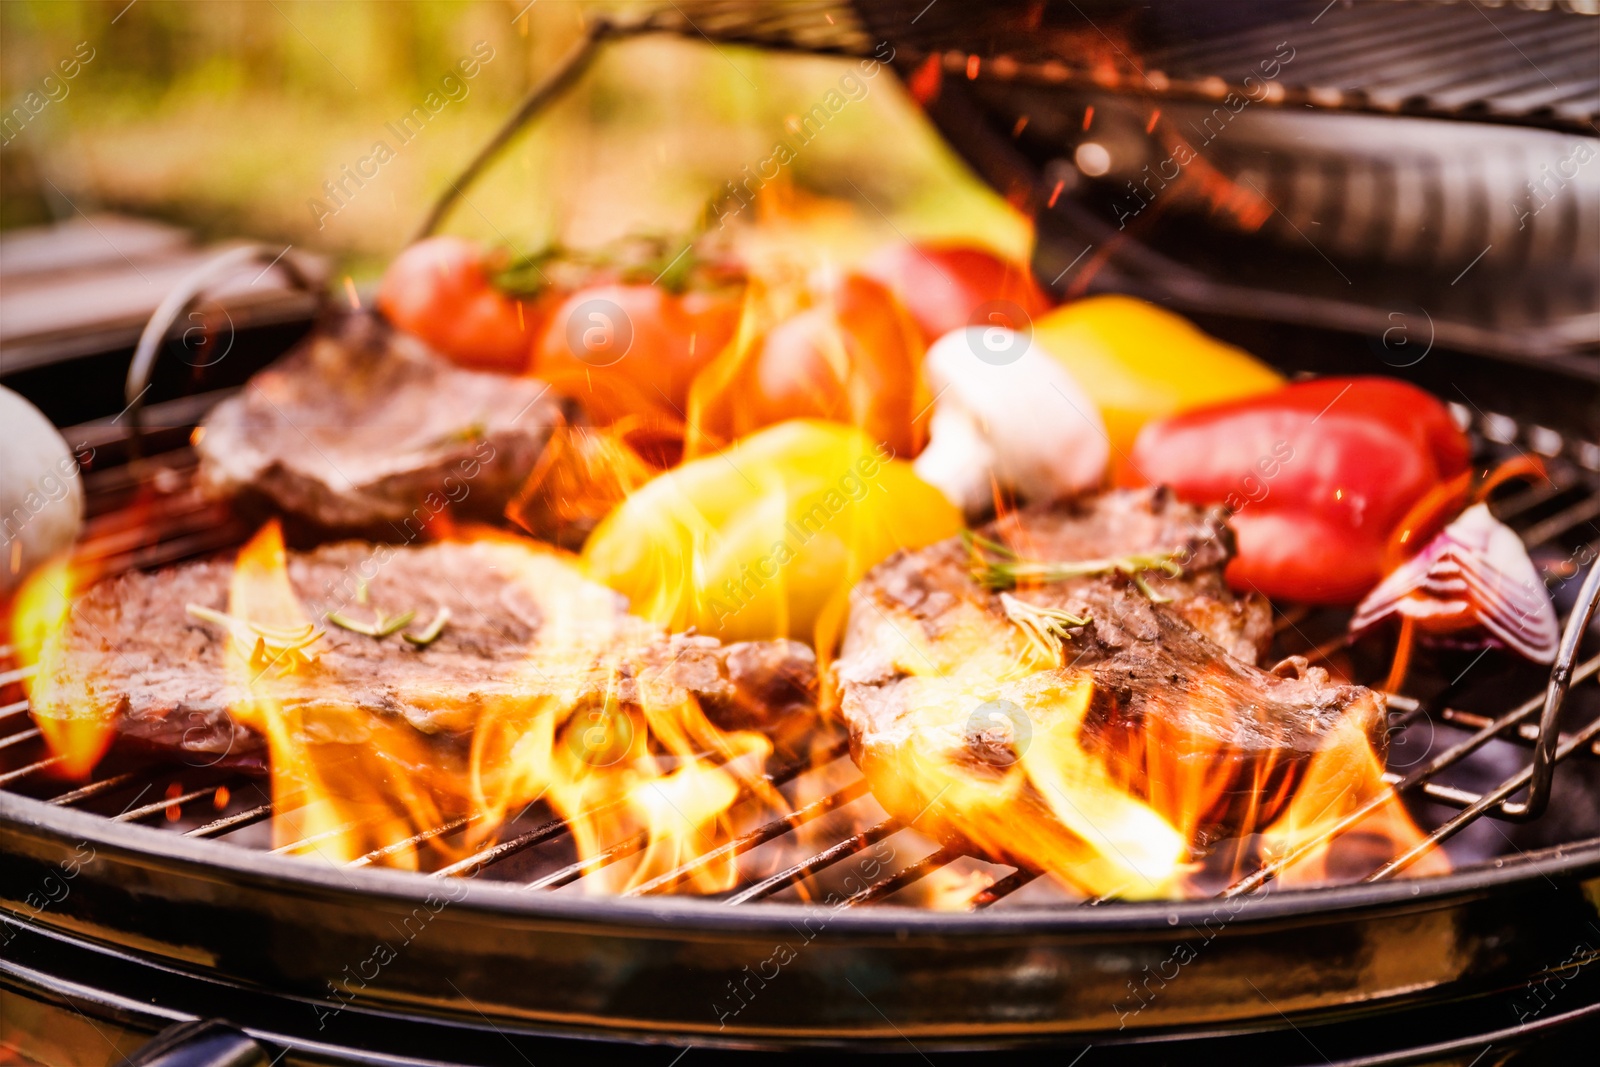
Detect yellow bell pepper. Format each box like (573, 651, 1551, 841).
(1031, 295, 1284, 464)
(582, 419, 962, 646)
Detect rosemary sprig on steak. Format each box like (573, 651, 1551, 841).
(184, 604, 324, 676)
(963, 530, 1185, 601)
(999, 593, 1091, 666)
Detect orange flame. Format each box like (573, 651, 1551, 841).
(683, 239, 928, 462)
(11, 557, 113, 778)
(213, 522, 778, 886)
(856, 592, 1443, 899)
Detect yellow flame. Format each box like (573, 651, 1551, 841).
(854, 585, 1441, 899)
(215, 522, 781, 886)
(12, 557, 114, 778)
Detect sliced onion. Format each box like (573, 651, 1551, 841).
(1351, 504, 1558, 664)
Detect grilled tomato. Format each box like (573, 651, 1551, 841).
(377, 236, 538, 373)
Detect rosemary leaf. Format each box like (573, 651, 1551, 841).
(1000, 593, 1092, 665)
(374, 610, 415, 638)
(327, 611, 381, 637)
(403, 607, 451, 647)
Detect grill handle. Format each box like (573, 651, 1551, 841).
(127, 1020, 270, 1067)
(1502, 555, 1600, 821)
(123, 243, 325, 458)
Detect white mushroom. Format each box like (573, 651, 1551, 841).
(0, 386, 84, 595)
(913, 327, 1109, 517)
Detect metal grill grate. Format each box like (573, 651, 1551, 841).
(626, 1, 1600, 133)
(2, 400, 1600, 911)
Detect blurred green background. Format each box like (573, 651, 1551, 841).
(0, 0, 1029, 281)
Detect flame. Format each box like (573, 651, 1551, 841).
(10, 557, 113, 777)
(858, 589, 1444, 899)
(683, 204, 929, 462)
(858, 601, 1187, 899)
(505, 419, 663, 545)
(223, 522, 447, 866)
(923, 864, 996, 911)
(213, 521, 777, 886)
(1259, 712, 1449, 887)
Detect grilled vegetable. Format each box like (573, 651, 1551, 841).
(0, 386, 85, 595)
(582, 419, 962, 646)
(377, 237, 537, 373)
(913, 328, 1109, 518)
(860, 243, 1051, 345)
(1351, 503, 1558, 676)
(534, 282, 742, 425)
(688, 272, 926, 458)
(1128, 377, 1471, 605)
(1031, 296, 1284, 463)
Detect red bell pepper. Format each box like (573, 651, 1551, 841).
(1127, 376, 1471, 604)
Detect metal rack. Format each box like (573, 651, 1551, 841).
(3, 401, 1599, 910)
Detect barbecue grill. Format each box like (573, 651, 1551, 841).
(3, 2, 1599, 1064)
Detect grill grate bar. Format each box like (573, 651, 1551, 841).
(1494, 477, 1579, 522)
(1420, 781, 1484, 808)
(0, 666, 38, 688)
(627, 778, 873, 897)
(268, 819, 365, 856)
(47, 771, 145, 807)
(838, 846, 957, 908)
(114, 784, 229, 823)
(972, 868, 1040, 909)
(430, 811, 578, 880)
(525, 751, 857, 892)
(1223, 652, 1600, 897)
(186, 802, 273, 839)
(1520, 495, 1600, 551)
(0, 700, 28, 723)
(1370, 714, 1600, 882)
(1441, 707, 1600, 757)
(723, 818, 901, 906)
(433, 738, 849, 881)
(526, 829, 649, 891)
(0, 755, 65, 787)
(0, 729, 42, 754)
(349, 815, 476, 868)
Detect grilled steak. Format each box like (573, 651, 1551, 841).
(834, 487, 1385, 892)
(32, 537, 817, 771)
(197, 315, 564, 536)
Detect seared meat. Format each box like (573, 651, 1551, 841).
(834, 487, 1385, 893)
(33, 538, 817, 770)
(197, 315, 564, 536)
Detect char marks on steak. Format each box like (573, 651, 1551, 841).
(197, 315, 564, 536)
(34, 538, 816, 770)
(834, 487, 1385, 888)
